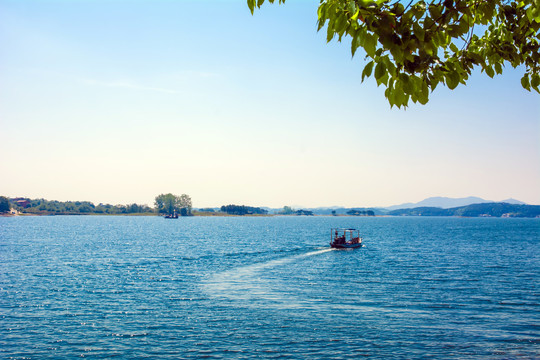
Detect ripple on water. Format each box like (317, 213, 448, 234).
(0, 216, 539, 359)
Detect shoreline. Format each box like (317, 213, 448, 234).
(2, 212, 538, 219)
(1, 212, 379, 218)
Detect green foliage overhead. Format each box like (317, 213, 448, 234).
(248, 0, 540, 108)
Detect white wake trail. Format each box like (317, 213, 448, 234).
(202, 248, 334, 308)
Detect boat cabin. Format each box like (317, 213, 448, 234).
(330, 228, 362, 249)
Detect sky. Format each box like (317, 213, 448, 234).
(1, 0, 539, 208)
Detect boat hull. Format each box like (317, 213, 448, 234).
(330, 243, 362, 249)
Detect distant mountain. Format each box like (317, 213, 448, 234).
(385, 196, 527, 210)
(501, 198, 527, 205)
(388, 202, 540, 218)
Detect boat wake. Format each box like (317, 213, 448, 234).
(202, 247, 429, 316)
(201, 248, 334, 309)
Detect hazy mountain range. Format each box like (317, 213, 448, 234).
(384, 196, 527, 210)
(388, 202, 540, 218)
(265, 196, 528, 215)
(211, 197, 529, 215)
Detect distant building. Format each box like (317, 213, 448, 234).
(12, 198, 30, 208)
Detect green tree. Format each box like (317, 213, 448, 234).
(155, 193, 175, 214)
(154, 193, 193, 216)
(0, 196, 10, 213)
(178, 194, 193, 215)
(154, 196, 165, 214)
(249, 0, 540, 108)
(278, 206, 295, 215)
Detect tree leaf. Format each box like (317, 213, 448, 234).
(521, 74, 531, 91)
(327, 19, 335, 42)
(418, 81, 429, 104)
(247, 0, 255, 14)
(446, 71, 460, 90)
(374, 61, 386, 81)
(531, 73, 540, 93)
(334, 13, 348, 34)
(485, 66, 495, 78)
(351, 8, 360, 21)
(362, 61, 374, 82)
(364, 33, 377, 58)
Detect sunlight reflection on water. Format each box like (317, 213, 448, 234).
(1, 216, 539, 359)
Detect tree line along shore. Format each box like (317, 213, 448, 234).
(2, 195, 539, 218)
(0, 195, 317, 217)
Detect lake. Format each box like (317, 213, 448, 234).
(1, 216, 538, 359)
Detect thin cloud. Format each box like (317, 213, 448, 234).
(81, 78, 179, 94)
(184, 70, 221, 79)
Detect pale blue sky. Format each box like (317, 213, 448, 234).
(1, 0, 539, 207)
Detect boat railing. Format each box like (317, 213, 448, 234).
(331, 228, 362, 244)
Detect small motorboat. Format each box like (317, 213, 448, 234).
(330, 228, 362, 249)
(164, 210, 178, 219)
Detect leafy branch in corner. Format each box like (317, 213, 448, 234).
(248, 0, 540, 108)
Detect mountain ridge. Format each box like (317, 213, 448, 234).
(388, 202, 540, 218)
(385, 196, 527, 210)
(260, 197, 529, 215)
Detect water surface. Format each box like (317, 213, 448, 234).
(1, 216, 538, 358)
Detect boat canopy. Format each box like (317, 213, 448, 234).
(330, 228, 362, 248)
(331, 228, 361, 238)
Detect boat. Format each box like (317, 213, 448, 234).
(330, 228, 362, 249)
(164, 210, 178, 219)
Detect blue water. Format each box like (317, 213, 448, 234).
(1, 216, 538, 359)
